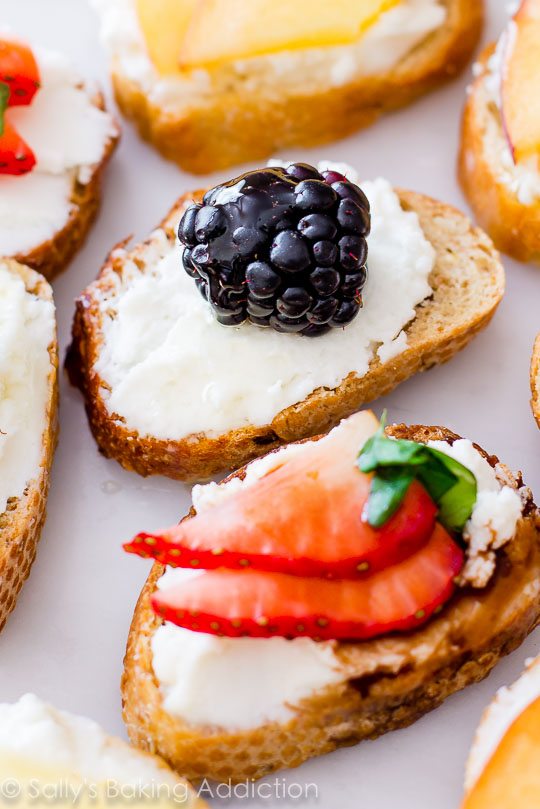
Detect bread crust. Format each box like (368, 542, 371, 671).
(458, 46, 540, 264)
(0, 260, 58, 632)
(121, 425, 540, 783)
(67, 188, 504, 483)
(10, 95, 119, 282)
(530, 334, 540, 428)
(108, 0, 483, 173)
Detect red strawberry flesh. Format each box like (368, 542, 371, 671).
(152, 523, 464, 641)
(126, 413, 438, 579)
(0, 120, 36, 175)
(0, 39, 40, 107)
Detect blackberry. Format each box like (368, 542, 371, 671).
(177, 163, 370, 336)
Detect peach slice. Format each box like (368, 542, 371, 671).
(501, 0, 540, 166)
(462, 695, 540, 808)
(179, 0, 400, 69)
(135, 0, 198, 75)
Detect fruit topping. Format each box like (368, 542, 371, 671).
(135, 0, 198, 75)
(127, 412, 475, 642)
(0, 117, 36, 175)
(177, 0, 400, 70)
(135, 0, 400, 75)
(152, 523, 464, 640)
(462, 694, 540, 809)
(0, 39, 40, 176)
(501, 0, 540, 167)
(0, 39, 40, 106)
(126, 412, 438, 579)
(177, 163, 370, 336)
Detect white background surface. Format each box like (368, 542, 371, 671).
(0, 1, 538, 806)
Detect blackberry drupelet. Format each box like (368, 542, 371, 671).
(178, 163, 370, 336)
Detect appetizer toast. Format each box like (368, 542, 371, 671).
(93, 0, 483, 173)
(0, 694, 206, 808)
(459, 1, 540, 263)
(122, 414, 540, 782)
(0, 260, 58, 632)
(68, 181, 503, 483)
(0, 36, 119, 281)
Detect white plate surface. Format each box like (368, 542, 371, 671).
(0, 1, 537, 806)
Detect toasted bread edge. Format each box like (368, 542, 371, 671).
(0, 260, 58, 632)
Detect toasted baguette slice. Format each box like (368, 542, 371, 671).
(10, 93, 119, 282)
(530, 334, 540, 427)
(93, 0, 483, 173)
(67, 187, 504, 484)
(122, 424, 540, 783)
(458, 45, 540, 263)
(0, 694, 206, 808)
(0, 260, 58, 632)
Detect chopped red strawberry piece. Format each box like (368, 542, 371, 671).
(0, 39, 40, 107)
(126, 413, 438, 579)
(0, 120, 35, 175)
(152, 523, 464, 641)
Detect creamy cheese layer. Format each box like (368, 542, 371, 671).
(427, 439, 523, 587)
(0, 694, 179, 786)
(0, 263, 55, 516)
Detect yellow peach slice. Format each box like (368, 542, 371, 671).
(501, 0, 540, 166)
(135, 0, 198, 75)
(0, 754, 183, 808)
(179, 0, 400, 69)
(462, 695, 540, 809)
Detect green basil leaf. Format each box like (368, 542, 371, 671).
(359, 432, 426, 472)
(417, 456, 458, 502)
(428, 449, 477, 532)
(357, 422, 478, 533)
(365, 470, 415, 528)
(0, 83, 9, 137)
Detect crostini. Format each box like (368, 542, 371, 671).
(122, 410, 540, 782)
(462, 657, 540, 808)
(0, 35, 119, 281)
(68, 162, 504, 482)
(91, 0, 482, 173)
(458, 0, 540, 263)
(0, 259, 57, 632)
(0, 694, 205, 807)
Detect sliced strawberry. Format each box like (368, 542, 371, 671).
(126, 413, 438, 579)
(0, 39, 40, 107)
(152, 523, 464, 640)
(0, 119, 36, 175)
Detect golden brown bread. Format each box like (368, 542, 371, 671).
(121, 424, 540, 783)
(11, 95, 119, 282)
(530, 334, 540, 428)
(103, 0, 483, 173)
(67, 187, 504, 483)
(0, 260, 58, 632)
(458, 45, 540, 264)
